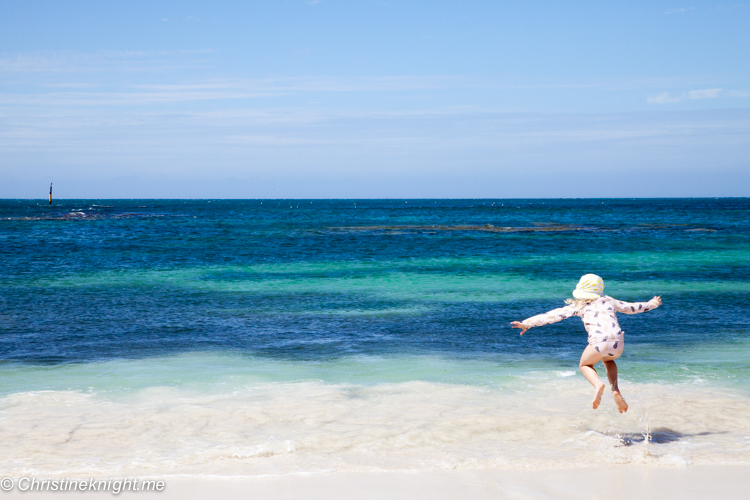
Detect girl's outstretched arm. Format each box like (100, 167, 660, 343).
(510, 305, 578, 336)
(612, 296, 662, 314)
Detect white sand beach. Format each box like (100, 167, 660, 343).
(4, 466, 748, 500)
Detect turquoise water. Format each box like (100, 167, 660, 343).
(1, 199, 749, 388)
(2, 199, 750, 474)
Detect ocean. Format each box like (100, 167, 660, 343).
(1, 198, 749, 476)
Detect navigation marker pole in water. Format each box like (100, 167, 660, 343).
(49, 183, 52, 204)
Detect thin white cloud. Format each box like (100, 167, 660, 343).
(688, 88, 722, 99)
(0, 90, 287, 107)
(648, 92, 684, 104)
(0, 50, 214, 73)
(40, 83, 100, 89)
(648, 88, 726, 104)
(0, 50, 734, 98)
(223, 135, 326, 146)
(133, 76, 465, 93)
(0, 76, 467, 108)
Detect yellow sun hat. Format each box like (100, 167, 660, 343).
(572, 274, 604, 300)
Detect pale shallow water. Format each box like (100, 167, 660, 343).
(0, 353, 749, 477)
(1, 199, 749, 476)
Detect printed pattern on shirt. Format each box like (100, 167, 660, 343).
(520, 296, 658, 354)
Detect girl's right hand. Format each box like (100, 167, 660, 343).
(510, 321, 528, 336)
(652, 296, 662, 307)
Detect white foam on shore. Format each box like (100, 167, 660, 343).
(0, 378, 748, 477)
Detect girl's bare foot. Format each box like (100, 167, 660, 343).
(613, 391, 628, 413)
(592, 383, 605, 409)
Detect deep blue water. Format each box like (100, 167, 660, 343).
(1, 198, 749, 387)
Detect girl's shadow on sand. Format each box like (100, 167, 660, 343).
(613, 427, 726, 446)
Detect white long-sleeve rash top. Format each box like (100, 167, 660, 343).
(520, 296, 659, 345)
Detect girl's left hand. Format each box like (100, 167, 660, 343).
(510, 321, 528, 336)
(652, 296, 662, 307)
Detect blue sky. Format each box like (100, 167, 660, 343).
(1, 1, 749, 198)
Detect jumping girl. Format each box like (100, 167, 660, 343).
(511, 274, 661, 413)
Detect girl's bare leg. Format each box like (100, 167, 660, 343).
(603, 359, 628, 413)
(579, 346, 605, 409)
